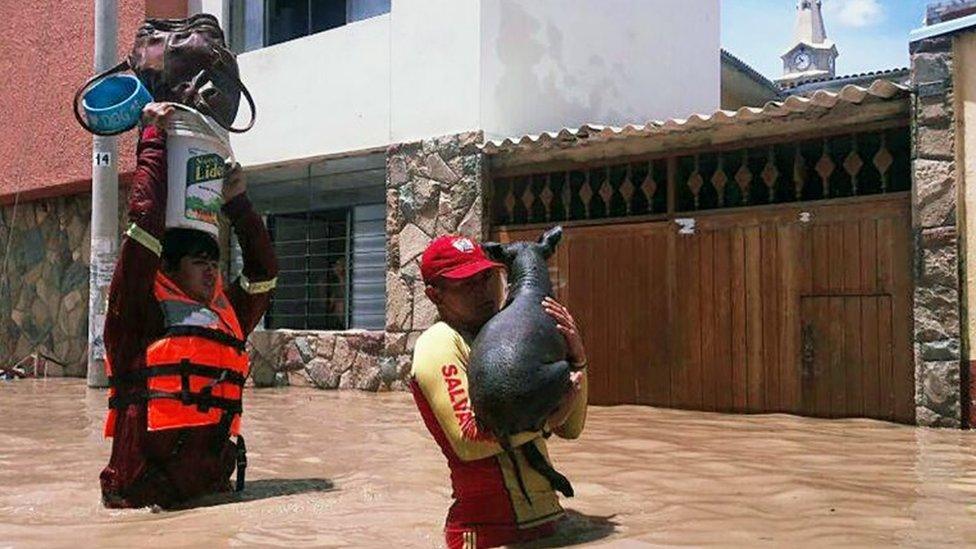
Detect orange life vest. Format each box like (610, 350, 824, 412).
(105, 271, 249, 438)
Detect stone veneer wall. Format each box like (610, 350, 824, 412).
(0, 194, 96, 376)
(247, 330, 387, 389)
(911, 35, 964, 427)
(0, 190, 389, 387)
(384, 131, 486, 388)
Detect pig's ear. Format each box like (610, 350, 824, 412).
(482, 242, 507, 263)
(538, 226, 563, 258)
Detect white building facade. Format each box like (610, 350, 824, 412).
(190, 0, 721, 389)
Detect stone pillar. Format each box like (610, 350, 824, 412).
(384, 131, 486, 389)
(911, 35, 963, 427)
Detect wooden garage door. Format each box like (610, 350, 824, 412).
(801, 295, 898, 420)
(491, 194, 914, 422)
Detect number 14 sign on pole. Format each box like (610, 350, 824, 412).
(93, 151, 113, 167)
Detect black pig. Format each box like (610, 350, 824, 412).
(470, 226, 575, 504)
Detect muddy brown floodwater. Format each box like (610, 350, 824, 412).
(3, 380, 976, 548)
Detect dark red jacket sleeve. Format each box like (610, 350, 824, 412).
(223, 193, 277, 336)
(103, 125, 166, 378)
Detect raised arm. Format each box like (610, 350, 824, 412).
(222, 164, 278, 335)
(103, 105, 173, 376)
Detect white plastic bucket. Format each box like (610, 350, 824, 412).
(165, 106, 234, 238)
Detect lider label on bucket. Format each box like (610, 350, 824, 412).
(186, 153, 226, 186)
(184, 152, 225, 225)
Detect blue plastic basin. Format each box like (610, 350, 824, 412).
(82, 75, 152, 134)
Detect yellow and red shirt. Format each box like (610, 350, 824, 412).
(410, 321, 587, 544)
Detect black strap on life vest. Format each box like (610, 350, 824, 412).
(109, 362, 247, 388)
(108, 389, 242, 414)
(107, 386, 248, 493)
(108, 353, 249, 492)
(208, 409, 247, 492)
(234, 435, 247, 492)
(160, 325, 247, 353)
(208, 395, 247, 493)
(108, 357, 243, 416)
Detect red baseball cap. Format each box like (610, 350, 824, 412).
(421, 235, 502, 284)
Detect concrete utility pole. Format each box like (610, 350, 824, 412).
(87, 0, 119, 388)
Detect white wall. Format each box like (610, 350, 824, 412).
(193, 0, 720, 166)
(188, 0, 227, 26)
(231, 16, 392, 167)
(479, 0, 721, 140)
(389, 0, 482, 143)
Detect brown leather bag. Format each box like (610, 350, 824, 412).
(74, 13, 256, 135)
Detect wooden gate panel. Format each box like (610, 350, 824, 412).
(859, 219, 881, 416)
(673, 231, 702, 409)
(645, 230, 671, 406)
(777, 225, 802, 414)
(881, 215, 915, 423)
(712, 230, 734, 411)
(811, 225, 831, 294)
(690, 222, 791, 413)
(566, 236, 595, 399)
(861, 296, 881, 416)
(729, 228, 749, 411)
(674, 222, 784, 413)
(843, 296, 863, 416)
(761, 225, 781, 412)
(699, 231, 716, 411)
(876, 218, 896, 418)
(801, 295, 894, 419)
(562, 225, 673, 406)
(492, 224, 672, 406)
(878, 293, 896, 419)
(843, 224, 862, 416)
(490, 195, 913, 422)
(744, 226, 764, 412)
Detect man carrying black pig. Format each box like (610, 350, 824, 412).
(409, 234, 588, 548)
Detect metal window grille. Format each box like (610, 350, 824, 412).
(266, 209, 350, 330)
(351, 204, 386, 330)
(491, 126, 911, 227)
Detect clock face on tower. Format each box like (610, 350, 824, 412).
(794, 51, 812, 71)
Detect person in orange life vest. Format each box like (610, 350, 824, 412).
(99, 102, 278, 509)
(410, 235, 588, 549)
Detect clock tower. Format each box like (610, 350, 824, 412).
(776, 0, 839, 86)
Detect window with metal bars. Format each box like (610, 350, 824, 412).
(229, 0, 392, 53)
(266, 209, 350, 330)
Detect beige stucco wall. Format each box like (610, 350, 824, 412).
(720, 62, 778, 110)
(956, 33, 976, 385)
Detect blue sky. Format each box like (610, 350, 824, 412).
(723, 0, 932, 80)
